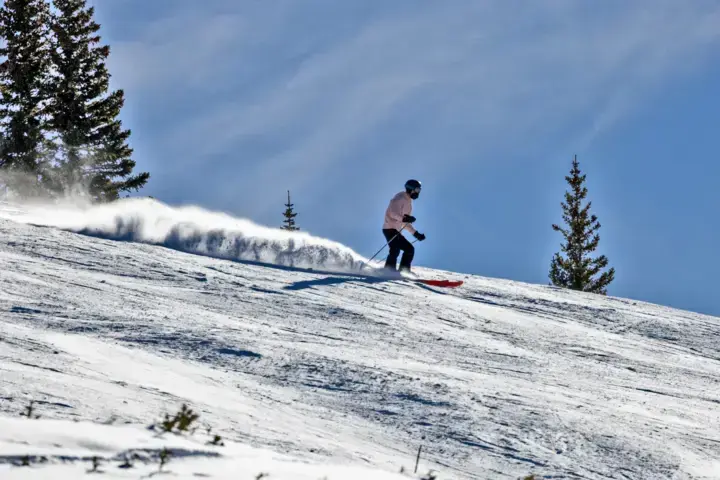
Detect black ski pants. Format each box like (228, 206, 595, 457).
(382, 229, 414, 270)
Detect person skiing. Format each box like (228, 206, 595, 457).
(382, 179, 426, 273)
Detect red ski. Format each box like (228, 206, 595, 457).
(413, 279, 464, 288)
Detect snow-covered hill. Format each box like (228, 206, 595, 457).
(1, 199, 719, 479)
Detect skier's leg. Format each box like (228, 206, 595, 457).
(397, 235, 415, 271)
(383, 229, 401, 270)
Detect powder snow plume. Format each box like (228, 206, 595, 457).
(1, 198, 368, 272)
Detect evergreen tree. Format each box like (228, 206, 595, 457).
(549, 155, 615, 294)
(46, 0, 148, 201)
(0, 0, 53, 196)
(281, 190, 299, 231)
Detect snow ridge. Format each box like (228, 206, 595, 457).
(1, 198, 367, 272)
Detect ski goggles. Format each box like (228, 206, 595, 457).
(408, 186, 421, 194)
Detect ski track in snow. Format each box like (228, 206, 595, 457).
(1, 200, 720, 479)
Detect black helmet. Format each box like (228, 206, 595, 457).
(405, 179, 421, 199)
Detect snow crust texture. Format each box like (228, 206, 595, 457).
(1, 201, 720, 479)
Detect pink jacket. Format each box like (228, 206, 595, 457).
(383, 191, 417, 234)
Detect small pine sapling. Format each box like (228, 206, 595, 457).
(21, 401, 41, 419)
(88, 456, 101, 473)
(175, 404, 199, 432)
(160, 412, 178, 433)
(203, 424, 224, 446)
(158, 448, 171, 472)
(158, 404, 199, 434)
(281, 190, 300, 231)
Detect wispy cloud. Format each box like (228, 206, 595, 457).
(107, 11, 246, 95)
(97, 0, 720, 219)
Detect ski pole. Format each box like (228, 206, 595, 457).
(361, 223, 408, 269)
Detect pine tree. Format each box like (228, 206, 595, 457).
(46, 0, 148, 201)
(281, 190, 299, 231)
(549, 155, 615, 295)
(0, 0, 53, 196)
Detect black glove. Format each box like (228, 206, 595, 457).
(414, 232, 426, 241)
(403, 214, 417, 224)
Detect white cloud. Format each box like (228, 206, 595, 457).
(107, 11, 247, 94)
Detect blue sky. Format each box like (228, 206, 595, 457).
(90, 0, 720, 316)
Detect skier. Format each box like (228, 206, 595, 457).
(382, 179, 426, 273)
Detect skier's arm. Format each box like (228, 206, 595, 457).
(400, 199, 417, 235)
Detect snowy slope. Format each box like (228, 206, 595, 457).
(1, 199, 719, 479)
(0, 416, 411, 479)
